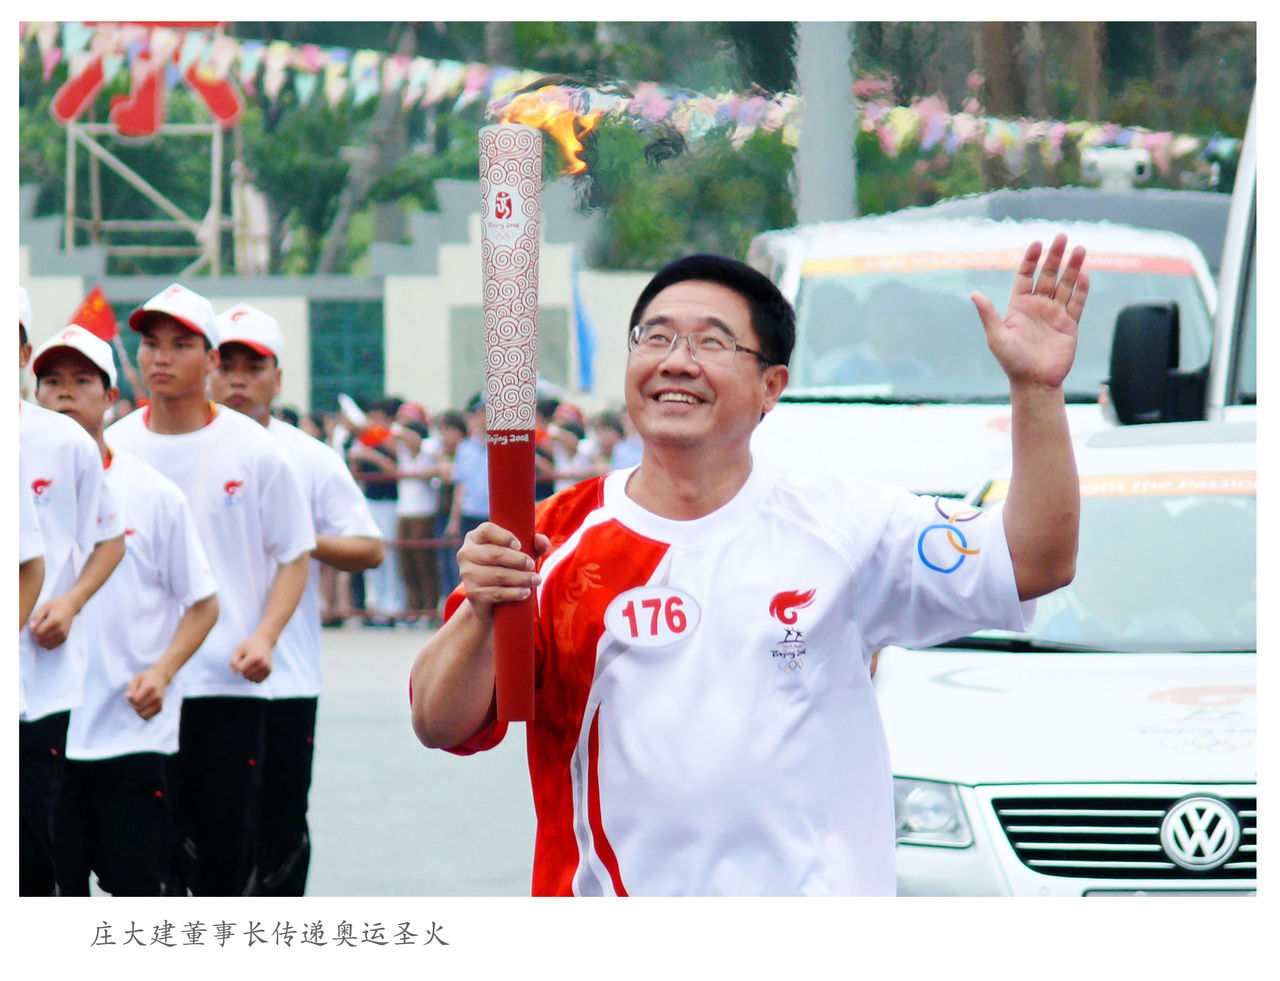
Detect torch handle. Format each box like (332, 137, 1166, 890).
(487, 430, 537, 721)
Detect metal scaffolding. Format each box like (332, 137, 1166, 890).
(63, 119, 230, 277)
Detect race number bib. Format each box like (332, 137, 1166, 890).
(604, 587, 701, 649)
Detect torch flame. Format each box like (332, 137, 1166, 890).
(496, 87, 601, 175)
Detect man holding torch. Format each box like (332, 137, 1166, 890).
(411, 234, 1087, 896)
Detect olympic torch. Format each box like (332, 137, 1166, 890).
(479, 122, 541, 722)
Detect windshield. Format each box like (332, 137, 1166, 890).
(992, 476, 1255, 652)
(787, 256, 1212, 400)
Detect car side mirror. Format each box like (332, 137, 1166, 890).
(1107, 302, 1208, 425)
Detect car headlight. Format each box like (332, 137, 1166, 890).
(893, 778, 973, 847)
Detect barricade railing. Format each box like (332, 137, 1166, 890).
(320, 530, 461, 626)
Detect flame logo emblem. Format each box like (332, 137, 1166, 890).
(769, 589, 816, 625)
(224, 479, 244, 497)
(32, 478, 53, 497)
(769, 589, 815, 672)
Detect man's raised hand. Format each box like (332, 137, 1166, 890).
(971, 233, 1089, 390)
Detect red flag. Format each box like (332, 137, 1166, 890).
(69, 285, 119, 341)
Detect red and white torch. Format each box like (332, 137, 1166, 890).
(479, 121, 542, 722)
(479, 90, 601, 722)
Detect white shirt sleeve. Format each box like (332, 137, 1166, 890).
(314, 448, 382, 539)
(18, 457, 45, 564)
(855, 493, 1033, 650)
(72, 428, 123, 551)
(157, 489, 219, 607)
(258, 452, 317, 564)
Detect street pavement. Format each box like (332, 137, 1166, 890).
(304, 621, 536, 896)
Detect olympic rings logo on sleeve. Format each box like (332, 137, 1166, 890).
(917, 498, 983, 574)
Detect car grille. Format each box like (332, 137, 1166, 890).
(991, 795, 1256, 879)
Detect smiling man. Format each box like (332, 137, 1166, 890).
(31, 324, 218, 896)
(210, 302, 383, 896)
(411, 244, 1086, 896)
(106, 285, 315, 896)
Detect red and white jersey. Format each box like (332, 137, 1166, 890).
(445, 459, 1032, 896)
(19, 400, 124, 721)
(267, 417, 380, 698)
(107, 406, 315, 698)
(67, 450, 218, 759)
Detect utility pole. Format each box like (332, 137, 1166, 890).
(794, 21, 857, 225)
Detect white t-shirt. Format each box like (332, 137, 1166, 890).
(107, 406, 315, 698)
(19, 400, 124, 722)
(444, 458, 1032, 896)
(18, 455, 45, 721)
(396, 438, 440, 517)
(267, 417, 381, 698)
(552, 438, 596, 493)
(18, 454, 44, 564)
(66, 450, 218, 760)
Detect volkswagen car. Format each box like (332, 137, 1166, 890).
(874, 420, 1256, 895)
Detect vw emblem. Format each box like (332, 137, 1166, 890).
(1160, 795, 1241, 871)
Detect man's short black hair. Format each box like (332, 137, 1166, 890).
(536, 395, 560, 419)
(377, 396, 403, 417)
(437, 409, 467, 434)
(220, 340, 273, 364)
(559, 419, 586, 440)
(593, 410, 624, 436)
(628, 254, 796, 368)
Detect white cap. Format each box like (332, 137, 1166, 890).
(215, 302, 285, 359)
(128, 283, 219, 346)
(30, 324, 118, 388)
(19, 285, 32, 331)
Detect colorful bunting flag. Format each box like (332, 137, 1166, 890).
(20, 20, 1239, 179)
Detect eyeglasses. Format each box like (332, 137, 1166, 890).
(628, 324, 770, 366)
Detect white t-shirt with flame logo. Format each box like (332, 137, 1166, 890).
(107, 406, 315, 698)
(67, 450, 217, 758)
(19, 400, 123, 721)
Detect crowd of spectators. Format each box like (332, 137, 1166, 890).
(187, 391, 644, 629)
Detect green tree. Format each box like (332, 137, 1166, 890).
(587, 120, 795, 269)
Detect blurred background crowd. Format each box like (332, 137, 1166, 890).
(210, 391, 645, 628)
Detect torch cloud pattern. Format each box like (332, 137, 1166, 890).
(479, 123, 541, 431)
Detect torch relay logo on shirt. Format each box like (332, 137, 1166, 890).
(224, 479, 245, 505)
(769, 589, 816, 673)
(31, 478, 53, 504)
